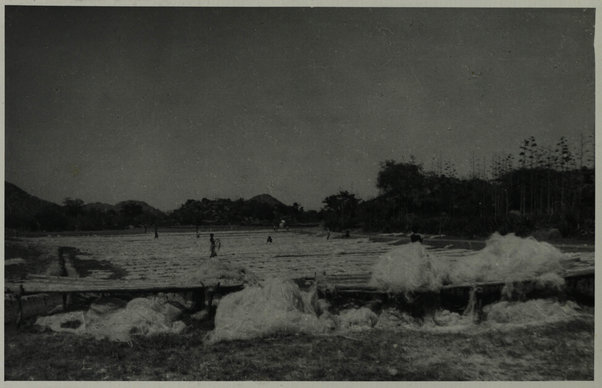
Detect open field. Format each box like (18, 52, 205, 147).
(6, 229, 393, 281)
(5, 229, 594, 282)
(4, 229, 595, 381)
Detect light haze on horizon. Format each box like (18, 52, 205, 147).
(5, 7, 595, 211)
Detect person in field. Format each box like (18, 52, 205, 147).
(210, 233, 218, 257)
(267, 236, 273, 244)
(410, 230, 423, 243)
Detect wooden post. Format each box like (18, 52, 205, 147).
(207, 290, 214, 317)
(58, 248, 68, 277)
(474, 287, 484, 323)
(190, 287, 206, 312)
(207, 282, 221, 318)
(16, 285, 24, 327)
(58, 247, 73, 310)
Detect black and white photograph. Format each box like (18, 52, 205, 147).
(3, 2, 597, 381)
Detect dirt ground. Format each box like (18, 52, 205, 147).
(4, 315, 593, 381)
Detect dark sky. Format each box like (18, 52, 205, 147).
(5, 7, 595, 210)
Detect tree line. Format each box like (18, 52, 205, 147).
(169, 197, 320, 227)
(321, 135, 594, 238)
(6, 134, 593, 238)
(7, 193, 321, 232)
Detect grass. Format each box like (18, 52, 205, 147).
(4, 317, 594, 381)
(4, 239, 55, 280)
(5, 237, 127, 280)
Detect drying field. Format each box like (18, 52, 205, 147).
(4, 229, 595, 381)
(6, 229, 392, 281)
(6, 229, 594, 281)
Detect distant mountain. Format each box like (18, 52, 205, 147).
(5, 182, 167, 230)
(5, 182, 63, 229)
(5, 182, 295, 230)
(115, 200, 166, 219)
(248, 194, 286, 208)
(82, 202, 116, 213)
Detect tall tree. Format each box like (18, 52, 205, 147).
(321, 191, 360, 231)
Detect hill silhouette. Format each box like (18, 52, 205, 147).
(5, 182, 167, 231)
(4, 182, 316, 231)
(248, 194, 286, 208)
(5, 182, 63, 229)
(115, 200, 166, 219)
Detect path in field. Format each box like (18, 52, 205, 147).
(21, 230, 594, 283)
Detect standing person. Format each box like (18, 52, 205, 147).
(154, 224, 159, 239)
(267, 236, 273, 244)
(210, 233, 217, 257)
(410, 230, 423, 243)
